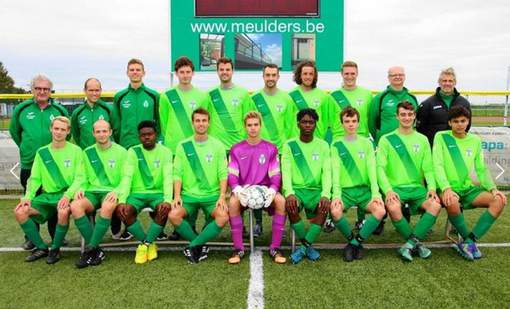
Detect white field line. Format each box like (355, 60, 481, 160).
(247, 249, 264, 309)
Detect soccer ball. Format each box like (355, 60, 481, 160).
(240, 185, 269, 209)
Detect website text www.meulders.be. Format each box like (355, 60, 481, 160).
(190, 20, 325, 33)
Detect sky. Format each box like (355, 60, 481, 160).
(1, 0, 510, 100)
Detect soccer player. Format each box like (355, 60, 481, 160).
(288, 61, 330, 140)
(13, 116, 83, 264)
(207, 57, 254, 150)
(368, 66, 418, 143)
(227, 112, 287, 264)
(71, 78, 113, 149)
(377, 101, 441, 261)
(168, 108, 229, 264)
(330, 107, 386, 261)
(282, 108, 331, 264)
(70, 120, 127, 268)
(115, 120, 173, 264)
(433, 106, 506, 260)
(9, 74, 69, 250)
(417, 67, 472, 146)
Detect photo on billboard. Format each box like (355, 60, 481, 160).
(291, 33, 316, 68)
(200, 33, 225, 71)
(235, 33, 282, 70)
(195, 0, 319, 17)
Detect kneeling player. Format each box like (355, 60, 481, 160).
(228, 112, 287, 264)
(168, 108, 229, 264)
(433, 106, 506, 260)
(377, 101, 441, 261)
(330, 107, 386, 261)
(14, 116, 83, 264)
(71, 120, 127, 268)
(282, 109, 331, 264)
(115, 120, 173, 264)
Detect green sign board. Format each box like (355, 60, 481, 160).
(170, 0, 344, 72)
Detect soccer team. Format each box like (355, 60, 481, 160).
(10, 57, 507, 268)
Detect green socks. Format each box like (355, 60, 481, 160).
(448, 213, 471, 240)
(305, 223, 322, 244)
(414, 212, 437, 240)
(358, 215, 382, 241)
(392, 218, 413, 240)
(334, 217, 353, 239)
(127, 220, 146, 242)
(51, 224, 69, 250)
(291, 220, 307, 240)
(74, 215, 93, 245)
(471, 210, 496, 241)
(176, 220, 198, 242)
(89, 216, 111, 248)
(190, 221, 222, 247)
(20, 219, 48, 250)
(145, 222, 164, 244)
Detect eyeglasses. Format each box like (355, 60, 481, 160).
(34, 87, 51, 92)
(388, 74, 405, 78)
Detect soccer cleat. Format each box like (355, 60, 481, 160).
(398, 243, 414, 262)
(290, 246, 306, 264)
(415, 243, 432, 259)
(135, 244, 148, 264)
(453, 242, 474, 261)
(323, 218, 336, 233)
(196, 245, 209, 262)
(253, 223, 263, 238)
(75, 248, 94, 269)
(147, 243, 158, 261)
(269, 248, 287, 264)
(228, 250, 245, 264)
(168, 230, 181, 241)
(156, 232, 168, 241)
(468, 243, 482, 259)
(46, 248, 61, 264)
(354, 219, 365, 232)
(90, 248, 106, 266)
(25, 248, 48, 262)
(22, 238, 36, 251)
(119, 230, 133, 241)
(183, 247, 198, 264)
(305, 246, 321, 261)
(111, 231, 122, 240)
(354, 244, 364, 260)
(343, 243, 356, 262)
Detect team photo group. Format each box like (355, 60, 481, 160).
(10, 56, 507, 269)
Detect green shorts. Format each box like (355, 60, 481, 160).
(341, 186, 372, 212)
(182, 194, 218, 222)
(30, 191, 63, 224)
(126, 193, 164, 214)
(454, 186, 485, 210)
(84, 191, 109, 209)
(390, 186, 428, 216)
(295, 188, 321, 219)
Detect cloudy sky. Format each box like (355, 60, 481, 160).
(1, 0, 510, 98)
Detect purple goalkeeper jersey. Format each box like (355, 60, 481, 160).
(228, 139, 281, 191)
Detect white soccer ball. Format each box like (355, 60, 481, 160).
(241, 185, 269, 209)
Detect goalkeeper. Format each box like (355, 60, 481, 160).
(227, 112, 286, 264)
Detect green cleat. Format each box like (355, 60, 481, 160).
(415, 243, 432, 259)
(398, 243, 414, 262)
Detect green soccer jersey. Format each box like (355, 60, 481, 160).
(118, 144, 173, 203)
(281, 137, 331, 198)
(331, 135, 380, 200)
(251, 89, 297, 151)
(206, 85, 255, 149)
(71, 99, 113, 149)
(174, 136, 228, 199)
(288, 86, 330, 140)
(112, 83, 161, 149)
(376, 129, 435, 194)
(329, 86, 373, 139)
(81, 142, 127, 193)
(24, 142, 83, 200)
(9, 99, 69, 169)
(368, 86, 418, 143)
(160, 86, 209, 153)
(433, 131, 496, 192)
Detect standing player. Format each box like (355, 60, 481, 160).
(13, 117, 83, 264)
(71, 78, 112, 149)
(288, 61, 330, 140)
(115, 120, 173, 264)
(377, 101, 441, 261)
(168, 108, 229, 264)
(9, 74, 69, 249)
(70, 120, 127, 268)
(330, 107, 386, 261)
(433, 106, 506, 260)
(227, 112, 287, 264)
(282, 109, 331, 264)
(207, 57, 254, 150)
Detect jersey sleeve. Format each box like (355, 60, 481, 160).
(162, 148, 174, 203)
(281, 143, 294, 197)
(64, 149, 84, 199)
(365, 140, 381, 199)
(376, 138, 393, 194)
(117, 149, 136, 203)
(159, 93, 170, 140)
(70, 108, 81, 148)
(9, 105, 22, 147)
(432, 134, 451, 191)
(173, 145, 184, 182)
(24, 152, 42, 200)
(368, 93, 381, 140)
(320, 144, 332, 199)
(284, 96, 298, 140)
(227, 147, 241, 189)
(331, 145, 342, 200)
(268, 146, 281, 192)
(474, 139, 496, 191)
(111, 93, 122, 143)
(421, 138, 436, 191)
(217, 144, 228, 181)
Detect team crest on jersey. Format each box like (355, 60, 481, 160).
(108, 160, 115, 168)
(63, 159, 71, 168)
(386, 99, 395, 106)
(413, 144, 420, 153)
(49, 114, 55, 121)
(122, 100, 131, 108)
(356, 99, 364, 105)
(143, 100, 149, 108)
(276, 104, 284, 113)
(231, 98, 240, 107)
(154, 159, 161, 168)
(258, 154, 266, 164)
(312, 99, 320, 108)
(205, 153, 213, 163)
(79, 115, 88, 125)
(358, 151, 365, 159)
(189, 100, 197, 110)
(26, 112, 35, 120)
(466, 149, 473, 157)
(311, 152, 320, 161)
(99, 115, 105, 120)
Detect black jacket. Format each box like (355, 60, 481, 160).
(416, 87, 471, 146)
